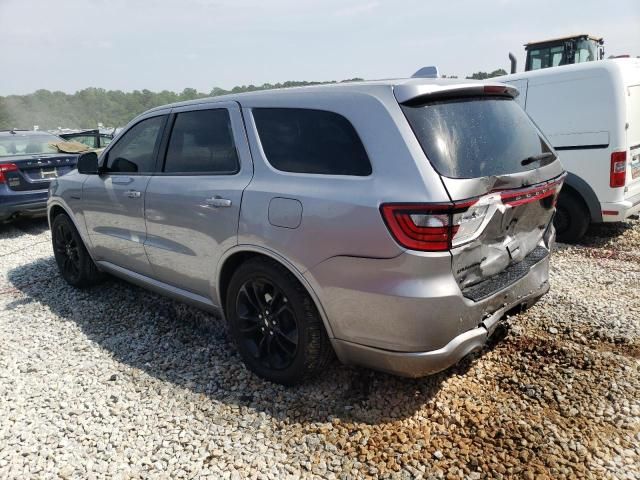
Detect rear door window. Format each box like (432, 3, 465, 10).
(252, 108, 371, 176)
(164, 109, 239, 174)
(401, 97, 555, 179)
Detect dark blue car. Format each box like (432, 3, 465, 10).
(0, 130, 79, 222)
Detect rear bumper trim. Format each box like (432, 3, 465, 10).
(331, 286, 547, 378)
(600, 194, 640, 221)
(0, 193, 48, 220)
(462, 246, 549, 302)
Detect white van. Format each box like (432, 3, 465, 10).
(497, 58, 640, 242)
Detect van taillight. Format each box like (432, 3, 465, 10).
(610, 151, 627, 188)
(0, 163, 19, 184)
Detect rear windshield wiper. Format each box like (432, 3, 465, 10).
(521, 152, 556, 166)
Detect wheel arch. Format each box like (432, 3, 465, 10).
(48, 204, 68, 225)
(563, 172, 602, 223)
(48, 201, 97, 262)
(216, 246, 335, 338)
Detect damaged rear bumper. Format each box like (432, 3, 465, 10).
(313, 243, 551, 377)
(331, 279, 547, 378)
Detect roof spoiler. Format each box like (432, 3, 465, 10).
(394, 82, 519, 105)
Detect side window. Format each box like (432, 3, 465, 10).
(106, 116, 165, 173)
(252, 108, 371, 176)
(66, 135, 94, 147)
(164, 109, 239, 174)
(550, 46, 564, 67)
(528, 49, 543, 70)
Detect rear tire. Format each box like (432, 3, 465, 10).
(51, 213, 104, 287)
(225, 257, 333, 385)
(554, 191, 590, 243)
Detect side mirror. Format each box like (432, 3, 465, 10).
(77, 151, 99, 175)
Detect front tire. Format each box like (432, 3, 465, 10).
(554, 192, 590, 243)
(51, 213, 103, 287)
(225, 258, 333, 385)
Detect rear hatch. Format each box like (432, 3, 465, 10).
(395, 82, 565, 297)
(0, 154, 78, 191)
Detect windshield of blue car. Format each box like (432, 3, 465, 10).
(0, 133, 63, 157)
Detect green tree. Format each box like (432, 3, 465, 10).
(465, 69, 508, 80)
(0, 77, 365, 130)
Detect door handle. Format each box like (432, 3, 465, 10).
(126, 190, 141, 199)
(204, 196, 232, 208)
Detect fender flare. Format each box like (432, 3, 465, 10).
(48, 200, 99, 262)
(563, 172, 602, 223)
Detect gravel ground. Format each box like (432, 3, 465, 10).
(1, 217, 639, 479)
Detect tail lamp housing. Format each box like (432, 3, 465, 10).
(381, 176, 565, 252)
(0, 163, 19, 184)
(610, 151, 627, 188)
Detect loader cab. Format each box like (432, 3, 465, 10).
(525, 34, 604, 72)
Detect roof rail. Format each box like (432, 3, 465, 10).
(0, 128, 30, 134)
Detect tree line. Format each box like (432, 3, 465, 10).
(0, 71, 506, 130)
(0, 80, 362, 131)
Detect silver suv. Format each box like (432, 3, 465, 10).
(48, 79, 565, 385)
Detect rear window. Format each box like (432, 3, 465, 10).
(0, 133, 62, 157)
(253, 108, 371, 176)
(402, 97, 555, 179)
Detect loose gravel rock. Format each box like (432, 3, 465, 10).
(1, 217, 639, 479)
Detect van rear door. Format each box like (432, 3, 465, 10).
(396, 84, 565, 295)
(626, 85, 640, 198)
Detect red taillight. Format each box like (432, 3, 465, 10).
(380, 204, 453, 251)
(381, 175, 566, 252)
(500, 180, 561, 206)
(610, 151, 627, 188)
(0, 163, 19, 184)
(483, 85, 510, 95)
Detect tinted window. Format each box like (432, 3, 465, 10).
(402, 97, 555, 179)
(164, 109, 239, 174)
(253, 108, 371, 176)
(106, 116, 165, 173)
(66, 135, 97, 148)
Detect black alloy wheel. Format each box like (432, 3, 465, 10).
(53, 220, 82, 283)
(51, 213, 104, 287)
(235, 277, 299, 370)
(226, 257, 333, 385)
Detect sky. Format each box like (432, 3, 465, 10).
(0, 0, 639, 96)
